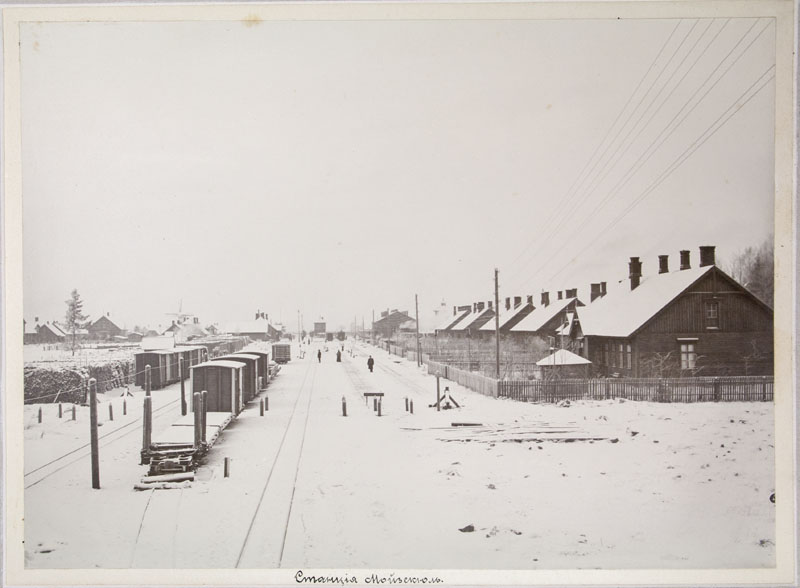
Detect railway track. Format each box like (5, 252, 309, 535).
(24, 397, 182, 489)
(235, 357, 318, 568)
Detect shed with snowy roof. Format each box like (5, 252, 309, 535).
(571, 246, 773, 377)
(536, 348, 592, 379)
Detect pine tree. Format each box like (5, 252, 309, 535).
(65, 289, 89, 356)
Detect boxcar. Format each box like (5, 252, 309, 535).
(241, 350, 270, 386)
(272, 342, 292, 364)
(190, 360, 245, 414)
(135, 349, 179, 389)
(213, 353, 261, 403)
(177, 345, 208, 371)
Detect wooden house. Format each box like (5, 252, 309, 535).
(447, 301, 496, 336)
(573, 247, 773, 377)
(88, 314, 123, 341)
(435, 305, 472, 334)
(477, 295, 536, 336)
(509, 291, 584, 345)
(37, 322, 68, 343)
(372, 309, 416, 339)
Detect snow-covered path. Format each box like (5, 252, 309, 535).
(23, 341, 775, 570)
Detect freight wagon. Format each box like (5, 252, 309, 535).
(271, 342, 292, 364)
(212, 353, 263, 404)
(134, 346, 209, 390)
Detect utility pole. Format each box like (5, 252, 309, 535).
(415, 294, 421, 367)
(494, 267, 500, 379)
(372, 309, 375, 344)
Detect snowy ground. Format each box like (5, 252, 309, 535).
(23, 340, 775, 570)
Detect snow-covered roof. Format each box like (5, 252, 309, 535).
(555, 312, 575, 336)
(536, 348, 592, 366)
(578, 265, 713, 337)
(478, 302, 533, 331)
(449, 307, 494, 332)
(510, 297, 579, 334)
(24, 320, 38, 335)
(218, 353, 260, 361)
(436, 308, 471, 331)
(191, 360, 245, 370)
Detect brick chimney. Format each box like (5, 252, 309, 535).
(658, 255, 669, 274)
(600, 281, 607, 297)
(565, 288, 577, 298)
(557, 291, 563, 300)
(526, 295, 533, 305)
(541, 292, 550, 307)
(629, 257, 642, 290)
(699, 245, 716, 267)
(513, 296, 522, 307)
(477, 302, 485, 312)
(487, 301, 493, 310)
(590, 283, 602, 302)
(680, 250, 691, 270)
(505, 297, 511, 311)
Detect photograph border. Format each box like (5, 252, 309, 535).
(2, 1, 796, 585)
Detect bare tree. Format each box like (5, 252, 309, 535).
(723, 236, 774, 308)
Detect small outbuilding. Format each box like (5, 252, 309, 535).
(536, 348, 592, 379)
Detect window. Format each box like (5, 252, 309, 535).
(626, 344, 632, 369)
(705, 300, 720, 329)
(609, 341, 615, 367)
(680, 342, 697, 370)
(618, 342, 624, 369)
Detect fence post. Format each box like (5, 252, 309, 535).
(142, 395, 152, 463)
(377, 398, 382, 417)
(38, 407, 42, 424)
(713, 377, 721, 402)
(193, 392, 202, 449)
(201, 390, 208, 443)
(108, 403, 114, 421)
(89, 378, 100, 489)
(179, 357, 187, 416)
(761, 376, 767, 401)
(436, 375, 441, 412)
(145, 365, 151, 397)
(410, 399, 414, 414)
(123, 399, 127, 415)
(58, 403, 63, 418)
(72, 404, 76, 420)
(342, 396, 347, 417)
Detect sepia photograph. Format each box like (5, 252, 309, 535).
(2, 1, 796, 586)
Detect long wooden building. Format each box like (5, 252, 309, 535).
(573, 246, 773, 377)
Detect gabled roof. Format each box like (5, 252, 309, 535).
(555, 312, 575, 336)
(373, 310, 413, 326)
(478, 302, 534, 331)
(577, 265, 714, 337)
(91, 315, 120, 330)
(436, 308, 471, 331)
(510, 297, 580, 334)
(449, 306, 494, 332)
(536, 348, 592, 366)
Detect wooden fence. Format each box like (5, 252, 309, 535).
(497, 376, 773, 403)
(425, 359, 498, 397)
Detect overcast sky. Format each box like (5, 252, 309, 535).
(20, 16, 775, 332)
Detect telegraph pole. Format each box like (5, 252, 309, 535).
(494, 268, 500, 378)
(415, 294, 421, 367)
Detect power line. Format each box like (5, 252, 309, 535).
(505, 19, 684, 272)
(542, 63, 775, 286)
(518, 18, 771, 289)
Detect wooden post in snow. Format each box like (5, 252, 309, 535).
(265, 395, 269, 411)
(260, 398, 264, 416)
(224, 457, 230, 478)
(377, 397, 382, 417)
(72, 404, 76, 420)
(436, 375, 441, 412)
(193, 392, 202, 449)
(89, 378, 100, 489)
(342, 396, 347, 417)
(145, 365, 152, 397)
(179, 357, 187, 416)
(201, 390, 208, 443)
(123, 399, 127, 415)
(58, 403, 63, 418)
(142, 395, 152, 462)
(405, 397, 409, 412)
(410, 399, 414, 414)
(38, 407, 42, 423)
(108, 403, 114, 421)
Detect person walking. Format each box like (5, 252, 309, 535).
(336, 350, 342, 362)
(317, 349, 322, 363)
(367, 355, 375, 373)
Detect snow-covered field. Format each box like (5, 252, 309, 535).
(22, 340, 775, 570)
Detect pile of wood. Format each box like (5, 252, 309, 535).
(23, 360, 133, 404)
(24, 366, 86, 404)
